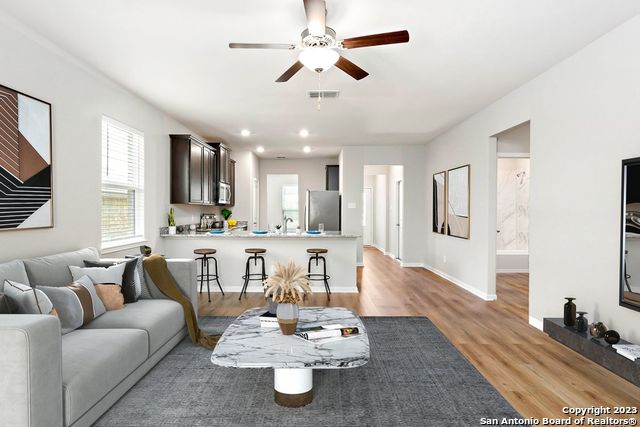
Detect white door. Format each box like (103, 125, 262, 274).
(396, 180, 403, 260)
(252, 178, 259, 230)
(362, 188, 373, 246)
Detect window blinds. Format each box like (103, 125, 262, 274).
(101, 116, 145, 247)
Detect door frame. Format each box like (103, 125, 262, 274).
(395, 179, 403, 260)
(362, 187, 374, 246)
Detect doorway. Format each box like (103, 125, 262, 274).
(362, 165, 404, 265)
(266, 174, 299, 230)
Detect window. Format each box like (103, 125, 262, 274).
(281, 184, 299, 228)
(101, 117, 144, 248)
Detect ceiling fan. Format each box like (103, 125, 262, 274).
(229, 0, 409, 82)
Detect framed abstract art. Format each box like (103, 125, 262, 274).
(0, 84, 53, 230)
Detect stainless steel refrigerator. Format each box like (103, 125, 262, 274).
(305, 190, 341, 231)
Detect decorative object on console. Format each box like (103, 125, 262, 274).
(39, 275, 106, 333)
(446, 165, 470, 239)
(563, 297, 576, 327)
(433, 171, 446, 234)
(604, 330, 621, 345)
(575, 311, 588, 332)
(3, 279, 55, 315)
(0, 84, 52, 230)
(264, 260, 312, 335)
(221, 208, 232, 220)
(84, 258, 139, 303)
(168, 208, 176, 235)
(589, 322, 608, 338)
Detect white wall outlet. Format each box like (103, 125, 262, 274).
(347, 202, 357, 209)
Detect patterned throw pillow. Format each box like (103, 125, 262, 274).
(0, 292, 17, 314)
(83, 258, 138, 303)
(3, 279, 55, 315)
(39, 275, 106, 334)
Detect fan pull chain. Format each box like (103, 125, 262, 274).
(317, 71, 322, 112)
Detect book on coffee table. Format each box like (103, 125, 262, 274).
(295, 325, 359, 340)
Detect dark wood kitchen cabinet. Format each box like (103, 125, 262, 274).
(209, 142, 231, 184)
(170, 134, 216, 205)
(229, 159, 236, 206)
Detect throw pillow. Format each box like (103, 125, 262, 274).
(39, 275, 106, 334)
(84, 258, 138, 303)
(94, 284, 125, 310)
(0, 293, 17, 314)
(134, 255, 153, 299)
(69, 263, 126, 287)
(125, 255, 144, 299)
(3, 279, 55, 315)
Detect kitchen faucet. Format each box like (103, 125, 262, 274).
(283, 216, 293, 234)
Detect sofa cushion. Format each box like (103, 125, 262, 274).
(84, 299, 185, 355)
(0, 259, 30, 289)
(23, 247, 99, 287)
(61, 328, 147, 426)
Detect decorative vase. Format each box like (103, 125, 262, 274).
(604, 330, 620, 345)
(575, 312, 588, 333)
(589, 322, 607, 339)
(168, 226, 177, 235)
(563, 297, 576, 327)
(276, 303, 299, 335)
(266, 298, 278, 315)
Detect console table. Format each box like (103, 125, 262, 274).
(543, 318, 639, 387)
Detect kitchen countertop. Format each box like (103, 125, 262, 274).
(160, 231, 359, 239)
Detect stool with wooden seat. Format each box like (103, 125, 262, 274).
(307, 248, 331, 299)
(194, 248, 224, 302)
(239, 248, 267, 300)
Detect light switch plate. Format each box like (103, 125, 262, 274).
(347, 202, 357, 209)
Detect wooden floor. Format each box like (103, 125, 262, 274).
(199, 247, 640, 419)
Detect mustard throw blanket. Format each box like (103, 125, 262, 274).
(144, 254, 220, 350)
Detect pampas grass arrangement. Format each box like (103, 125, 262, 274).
(264, 260, 312, 304)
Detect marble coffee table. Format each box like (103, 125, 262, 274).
(211, 307, 370, 407)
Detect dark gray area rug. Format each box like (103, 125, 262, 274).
(95, 316, 520, 427)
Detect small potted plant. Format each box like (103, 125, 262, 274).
(167, 208, 176, 235)
(275, 224, 282, 235)
(263, 260, 312, 335)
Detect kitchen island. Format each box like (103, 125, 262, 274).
(161, 231, 359, 293)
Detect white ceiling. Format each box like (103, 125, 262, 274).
(1, 1, 639, 158)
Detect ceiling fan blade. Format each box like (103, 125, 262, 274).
(335, 56, 369, 80)
(276, 61, 305, 82)
(229, 43, 296, 50)
(341, 30, 410, 49)
(303, 0, 326, 36)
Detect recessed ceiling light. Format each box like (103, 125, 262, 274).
(299, 129, 309, 138)
(303, 146, 311, 153)
(256, 146, 265, 153)
(241, 129, 251, 137)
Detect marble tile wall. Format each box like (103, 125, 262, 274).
(497, 158, 530, 251)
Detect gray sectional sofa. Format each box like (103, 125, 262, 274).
(0, 248, 198, 427)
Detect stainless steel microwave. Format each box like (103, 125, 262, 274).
(218, 183, 231, 204)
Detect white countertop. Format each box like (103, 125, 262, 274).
(161, 231, 359, 239)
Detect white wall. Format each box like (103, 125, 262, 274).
(258, 157, 337, 229)
(497, 122, 531, 155)
(0, 12, 200, 261)
(340, 146, 426, 266)
(424, 15, 640, 340)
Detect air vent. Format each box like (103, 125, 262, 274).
(308, 90, 340, 99)
(276, 156, 287, 159)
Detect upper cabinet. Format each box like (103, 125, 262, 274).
(170, 136, 234, 206)
(170, 134, 216, 205)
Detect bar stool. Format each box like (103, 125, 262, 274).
(194, 248, 224, 302)
(307, 248, 331, 299)
(239, 248, 267, 300)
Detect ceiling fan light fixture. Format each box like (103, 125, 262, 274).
(299, 47, 339, 73)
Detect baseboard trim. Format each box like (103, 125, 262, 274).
(200, 286, 358, 294)
(400, 262, 425, 268)
(529, 316, 543, 331)
(356, 261, 365, 267)
(423, 265, 497, 301)
(496, 269, 529, 273)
